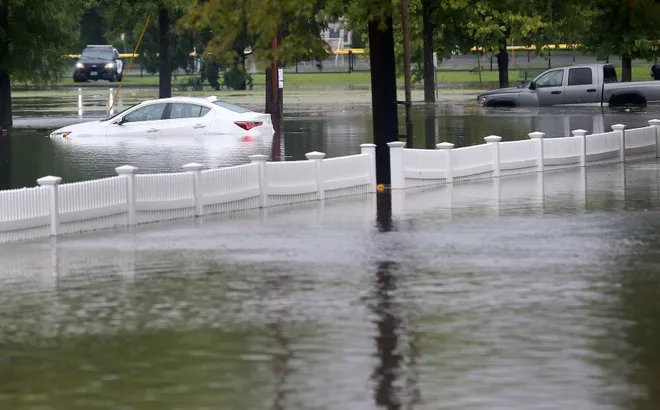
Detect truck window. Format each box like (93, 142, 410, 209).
(568, 68, 593, 86)
(535, 70, 564, 88)
(603, 65, 617, 83)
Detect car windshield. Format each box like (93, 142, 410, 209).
(100, 103, 141, 122)
(81, 49, 114, 60)
(212, 100, 251, 113)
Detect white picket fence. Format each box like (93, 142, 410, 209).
(2, 120, 660, 243)
(392, 120, 660, 189)
(0, 149, 376, 242)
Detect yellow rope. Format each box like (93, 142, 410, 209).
(111, 15, 151, 110)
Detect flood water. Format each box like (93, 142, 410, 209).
(2, 88, 660, 189)
(2, 162, 660, 409)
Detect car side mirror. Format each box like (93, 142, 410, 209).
(113, 117, 125, 125)
(529, 81, 536, 90)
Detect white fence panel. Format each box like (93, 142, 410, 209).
(402, 149, 447, 181)
(500, 140, 536, 171)
(323, 154, 371, 197)
(543, 136, 581, 166)
(201, 163, 261, 213)
(135, 172, 195, 211)
(59, 177, 127, 223)
(267, 160, 317, 206)
(585, 131, 619, 162)
(625, 126, 656, 156)
(452, 144, 493, 179)
(0, 187, 50, 232)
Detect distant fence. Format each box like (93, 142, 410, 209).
(2, 120, 660, 243)
(390, 120, 660, 190)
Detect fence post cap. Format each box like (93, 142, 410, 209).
(648, 119, 660, 126)
(115, 165, 138, 175)
(37, 176, 62, 186)
(571, 129, 588, 136)
(387, 141, 406, 148)
(182, 162, 205, 171)
(528, 131, 546, 139)
(360, 143, 377, 148)
(436, 142, 454, 150)
(611, 124, 626, 131)
(248, 154, 269, 163)
(305, 151, 326, 160)
(484, 135, 502, 143)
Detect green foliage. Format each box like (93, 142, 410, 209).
(0, 0, 88, 84)
(579, 0, 660, 60)
(223, 66, 253, 90)
(200, 59, 221, 90)
(102, 0, 196, 74)
(180, 0, 331, 68)
(77, 7, 108, 51)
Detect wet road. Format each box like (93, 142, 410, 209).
(3, 88, 660, 189)
(2, 162, 660, 409)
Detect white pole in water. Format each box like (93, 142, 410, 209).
(108, 88, 114, 115)
(77, 88, 83, 117)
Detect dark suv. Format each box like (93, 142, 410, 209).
(73, 45, 124, 83)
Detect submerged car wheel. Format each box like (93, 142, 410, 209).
(487, 100, 517, 108)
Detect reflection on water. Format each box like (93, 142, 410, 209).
(5, 89, 660, 189)
(3, 163, 660, 408)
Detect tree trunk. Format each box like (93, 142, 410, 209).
(621, 55, 632, 82)
(422, 0, 436, 103)
(496, 40, 509, 88)
(0, 130, 10, 190)
(158, 5, 172, 98)
(368, 15, 399, 186)
(0, 0, 11, 133)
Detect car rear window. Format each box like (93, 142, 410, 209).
(212, 100, 250, 113)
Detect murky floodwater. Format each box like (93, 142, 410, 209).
(2, 162, 660, 409)
(2, 89, 660, 189)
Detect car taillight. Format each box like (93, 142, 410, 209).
(234, 121, 262, 130)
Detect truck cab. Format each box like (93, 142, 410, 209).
(477, 64, 660, 108)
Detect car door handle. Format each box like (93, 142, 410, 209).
(551, 91, 562, 95)
(193, 124, 206, 129)
(587, 89, 596, 92)
(147, 128, 159, 133)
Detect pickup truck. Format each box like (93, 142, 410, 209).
(477, 64, 660, 108)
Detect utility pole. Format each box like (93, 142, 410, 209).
(368, 12, 399, 185)
(400, 0, 414, 148)
(267, 27, 283, 161)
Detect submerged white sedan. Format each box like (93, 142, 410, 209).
(49, 96, 274, 141)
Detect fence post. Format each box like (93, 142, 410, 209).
(387, 141, 406, 190)
(183, 162, 205, 217)
(648, 119, 660, 157)
(484, 135, 502, 177)
(528, 131, 545, 172)
(249, 154, 268, 207)
(360, 143, 377, 193)
(305, 151, 326, 200)
(115, 165, 138, 226)
(572, 129, 588, 167)
(436, 142, 454, 183)
(37, 176, 62, 236)
(612, 124, 626, 162)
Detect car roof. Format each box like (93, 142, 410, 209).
(141, 96, 235, 105)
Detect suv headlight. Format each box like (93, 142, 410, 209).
(75, 63, 84, 69)
(478, 97, 486, 105)
(105, 63, 114, 69)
